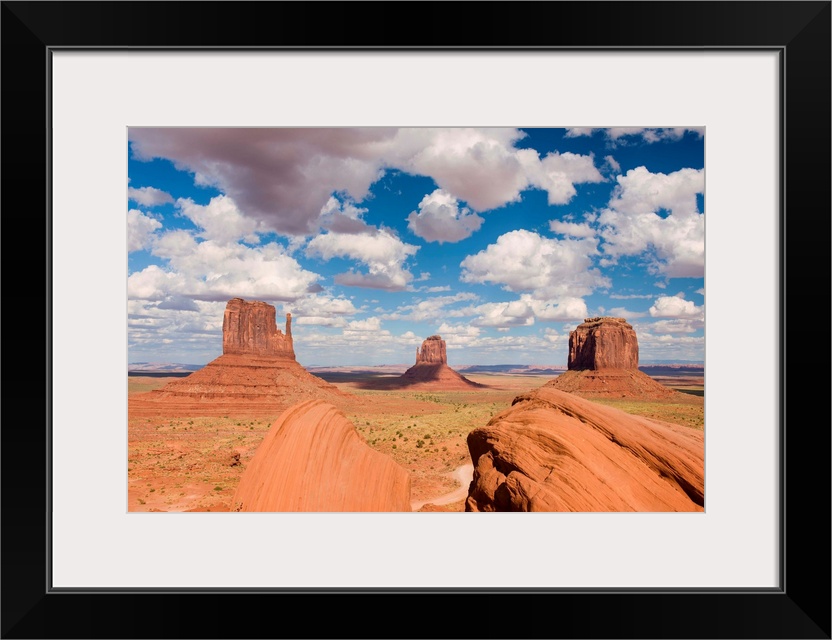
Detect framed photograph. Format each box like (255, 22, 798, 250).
(3, 2, 829, 638)
(124, 124, 708, 518)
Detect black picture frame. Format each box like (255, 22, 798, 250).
(2, 2, 829, 638)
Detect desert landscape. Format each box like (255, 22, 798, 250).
(128, 298, 703, 512)
(127, 126, 705, 513)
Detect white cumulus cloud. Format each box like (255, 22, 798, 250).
(127, 209, 162, 252)
(345, 317, 383, 332)
(548, 220, 596, 239)
(522, 151, 605, 205)
(306, 227, 419, 291)
(128, 186, 174, 207)
(451, 294, 588, 328)
(649, 294, 704, 319)
(460, 229, 610, 299)
(389, 128, 532, 211)
(407, 189, 484, 243)
(523, 295, 589, 321)
(468, 301, 535, 328)
(598, 166, 704, 277)
(318, 196, 372, 234)
(129, 128, 606, 235)
(129, 233, 321, 302)
(435, 322, 482, 348)
(284, 293, 358, 327)
(176, 195, 262, 244)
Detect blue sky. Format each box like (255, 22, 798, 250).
(127, 127, 704, 366)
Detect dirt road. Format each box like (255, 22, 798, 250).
(410, 463, 474, 511)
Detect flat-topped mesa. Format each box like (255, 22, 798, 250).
(415, 335, 447, 365)
(222, 298, 295, 359)
(568, 316, 638, 371)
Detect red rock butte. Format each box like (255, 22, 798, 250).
(130, 298, 346, 416)
(549, 317, 681, 399)
(398, 335, 484, 390)
(465, 385, 704, 512)
(222, 297, 295, 359)
(233, 400, 411, 512)
(568, 316, 638, 371)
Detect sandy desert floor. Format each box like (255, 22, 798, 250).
(127, 372, 703, 512)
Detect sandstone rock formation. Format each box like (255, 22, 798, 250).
(233, 400, 411, 511)
(398, 335, 484, 390)
(465, 385, 704, 512)
(415, 335, 447, 365)
(131, 298, 346, 416)
(222, 297, 295, 359)
(568, 316, 638, 371)
(550, 317, 682, 399)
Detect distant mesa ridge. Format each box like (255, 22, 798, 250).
(399, 335, 484, 390)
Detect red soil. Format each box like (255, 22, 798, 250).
(130, 354, 347, 418)
(397, 363, 486, 390)
(547, 368, 692, 400)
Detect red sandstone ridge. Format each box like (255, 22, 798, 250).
(233, 400, 411, 511)
(465, 385, 704, 512)
(131, 298, 346, 414)
(398, 335, 485, 390)
(549, 317, 682, 399)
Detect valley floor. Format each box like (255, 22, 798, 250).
(127, 371, 703, 512)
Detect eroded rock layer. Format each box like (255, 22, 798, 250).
(233, 400, 412, 512)
(465, 385, 704, 512)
